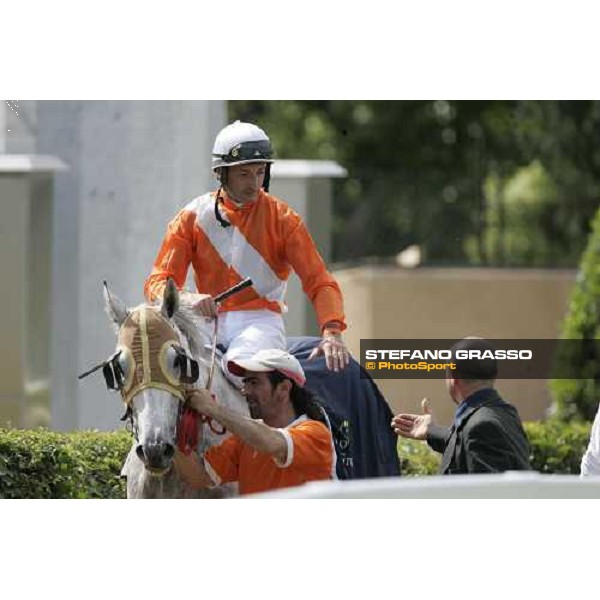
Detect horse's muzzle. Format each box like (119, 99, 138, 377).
(136, 441, 175, 475)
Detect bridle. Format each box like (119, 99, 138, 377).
(79, 278, 253, 453)
(79, 306, 205, 442)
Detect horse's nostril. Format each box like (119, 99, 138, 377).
(136, 445, 145, 461)
(140, 442, 173, 466)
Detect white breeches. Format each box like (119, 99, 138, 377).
(217, 310, 286, 387)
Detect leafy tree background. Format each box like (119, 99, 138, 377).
(230, 101, 600, 267)
(231, 101, 600, 422)
(551, 208, 600, 421)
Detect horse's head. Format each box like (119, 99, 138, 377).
(101, 279, 205, 476)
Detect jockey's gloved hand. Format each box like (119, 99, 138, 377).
(180, 292, 217, 319)
(308, 322, 350, 372)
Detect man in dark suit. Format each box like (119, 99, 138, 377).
(392, 337, 531, 474)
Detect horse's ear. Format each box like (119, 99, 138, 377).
(103, 281, 129, 328)
(161, 278, 179, 320)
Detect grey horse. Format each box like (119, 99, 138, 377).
(101, 279, 248, 498)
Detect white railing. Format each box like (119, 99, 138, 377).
(246, 472, 600, 499)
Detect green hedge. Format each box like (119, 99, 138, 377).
(0, 419, 594, 497)
(0, 428, 131, 499)
(525, 420, 592, 474)
(398, 419, 592, 476)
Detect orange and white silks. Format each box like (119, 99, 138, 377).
(144, 190, 346, 333)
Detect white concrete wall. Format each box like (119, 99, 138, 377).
(335, 266, 577, 424)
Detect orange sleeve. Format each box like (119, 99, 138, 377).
(203, 435, 242, 485)
(283, 216, 347, 332)
(144, 209, 196, 302)
(285, 421, 334, 474)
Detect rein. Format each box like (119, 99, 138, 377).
(177, 317, 226, 451)
(205, 276, 253, 392)
(206, 317, 219, 392)
(188, 277, 252, 447)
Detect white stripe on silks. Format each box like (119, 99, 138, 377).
(193, 194, 234, 265)
(194, 193, 287, 306)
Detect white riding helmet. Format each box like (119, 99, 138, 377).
(212, 120, 274, 171)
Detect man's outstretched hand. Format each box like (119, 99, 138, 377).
(391, 398, 433, 440)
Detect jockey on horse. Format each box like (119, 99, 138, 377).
(80, 122, 400, 497)
(144, 120, 350, 384)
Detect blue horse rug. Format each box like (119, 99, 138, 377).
(287, 337, 401, 480)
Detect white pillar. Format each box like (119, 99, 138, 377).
(0, 155, 68, 428)
(0, 103, 6, 152)
(31, 101, 226, 431)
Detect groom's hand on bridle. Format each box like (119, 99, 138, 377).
(187, 388, 215, 414)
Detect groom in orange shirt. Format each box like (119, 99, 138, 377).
(174, 348, 336, 495)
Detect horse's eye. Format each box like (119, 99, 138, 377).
(117, 350, 132, 377)
(164, 346, 178, 373)
(112, 346, 135, 392)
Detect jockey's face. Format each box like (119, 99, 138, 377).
(241, 371, 285, 423)
(224, 163, 266, 204)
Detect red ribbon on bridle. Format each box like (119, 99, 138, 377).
(177, 392, 227, 455)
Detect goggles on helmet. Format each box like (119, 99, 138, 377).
(213, 140, 272, 165)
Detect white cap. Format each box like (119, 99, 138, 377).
(228, 349, 306, 387)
